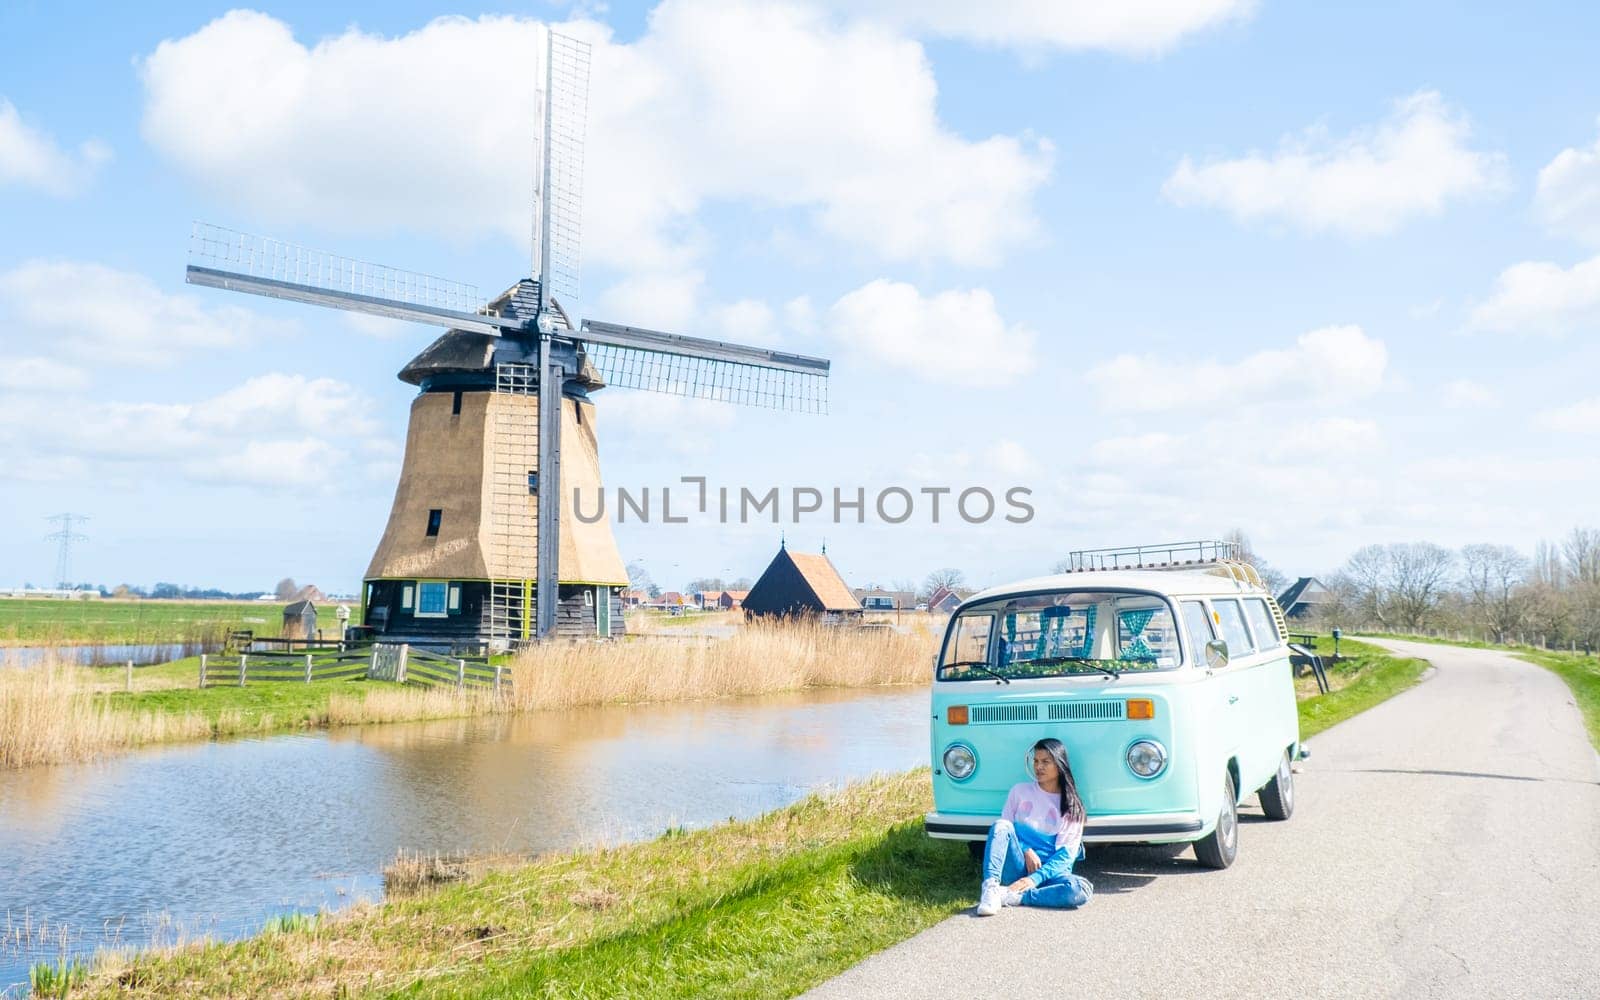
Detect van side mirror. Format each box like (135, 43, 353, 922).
(1205, 639, 1229, 670)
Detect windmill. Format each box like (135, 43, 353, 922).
(185, 29, 830, 647)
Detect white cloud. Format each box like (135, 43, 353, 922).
(1442, 379, 1499, 409)
(1535, 120, 1600, 245)
(1162, 91, 1506, 236)
(0, 260, 290, 367)
(0, 373, 392, 489)
(1086, 324, 1387, 412)
(838, 0, 1255, 55)
(139, 4, 1052, 277)
(1467, 254, 1600, 336)
(0, 98, 111, 197)
(1533, 397, 1600, 434)
(826, 279, 1037, 386)
(0, 356, 88, 391)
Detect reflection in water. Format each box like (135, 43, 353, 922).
(0, 687, 928, 993)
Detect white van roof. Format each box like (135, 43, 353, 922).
(963, 567, 1269, 607)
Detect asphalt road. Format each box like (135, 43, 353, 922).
(805, 640, 1600, 1000)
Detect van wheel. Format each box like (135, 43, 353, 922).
(1259, 749, 1295, 821)
(1193, 771, 1238, 869)
(968, 840, 986, 861)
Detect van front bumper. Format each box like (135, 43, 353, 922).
(925, 811, 1206, 844)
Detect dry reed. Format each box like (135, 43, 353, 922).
(0, 659, 212, 769)
(507, 619, 938, 711)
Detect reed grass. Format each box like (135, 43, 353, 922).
(508, 619, 936, 711)
(0, 660, 215, 769)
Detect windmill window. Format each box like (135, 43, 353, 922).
(416, 581, 448, 618)
(447, 583, 462, 614)
(527, 471, 538, 495)
(426, 509, 442, 536)
(452, 391, 463, 415)
(401, 585, 414, 611)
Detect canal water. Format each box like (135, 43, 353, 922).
(0, 687, 928, 994)
(0, 643, 214, 669)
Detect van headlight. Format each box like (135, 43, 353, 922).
(942, 744, 977, 781)
(1126, 740, 1167, 778)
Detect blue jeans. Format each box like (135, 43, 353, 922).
(982, 819, 1093, 909)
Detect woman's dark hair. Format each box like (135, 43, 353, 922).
(1032, 737, 1084, 826)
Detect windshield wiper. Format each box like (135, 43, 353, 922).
(1024, 656, 1121, 680)
(944, 660, 1010, 684)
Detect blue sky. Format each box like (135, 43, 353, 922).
(3, 0, 1598, 594)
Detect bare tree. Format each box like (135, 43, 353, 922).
(685, 577, 726, 595)
(274, 577, 299, 600)
(1460, 543, 1528, 641)
(1223, 528, 1288, 592)
(1531, 540, 1566, 588)
(1563, 527, 1600, 586)
(1386, 542, 1455, 629)
(923, 568, 966, 597)
(1341, 544, 1391, 626)
(626, 561, 656, 598)
(1571, 582, 1600, 653)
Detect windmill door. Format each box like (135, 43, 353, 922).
(596, 586, 611, 637)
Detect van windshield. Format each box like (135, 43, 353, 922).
(938, 590, 1183, 681)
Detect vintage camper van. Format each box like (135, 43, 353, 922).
(924, 541, 1299, 869)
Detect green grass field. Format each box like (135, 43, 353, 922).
(0, 598, 350, 644)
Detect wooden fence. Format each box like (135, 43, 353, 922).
(395, 644, 509, 693)
(199, 646, 374, 688)
(198, 643, 510, 693)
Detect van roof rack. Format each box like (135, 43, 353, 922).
(1061, 540, 1266, 590)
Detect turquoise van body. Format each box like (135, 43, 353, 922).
(924, 560, 1299, 868)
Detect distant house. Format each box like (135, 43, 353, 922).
(1277, 577, 1331, 619)
(855, 587, 915, 611)
(292, 584, 326, 604)
(743, 546, 861, 622)
(925, 586, 963, 614)
(660, 591, 685, 607)
(717, 589, 750, 610)
(618, 589, 646, 608)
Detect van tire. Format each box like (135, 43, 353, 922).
(968, 840, 986, 861)
(1193, 771, 1239, 870)
(1259, 749, 1295, 821)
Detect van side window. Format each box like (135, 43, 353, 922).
(1244, 599, 1281, 650)
(1180, 600, 1214, 665)
(1212, 599, 1254, 655)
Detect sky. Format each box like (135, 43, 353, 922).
(2, 0, 1599, 595)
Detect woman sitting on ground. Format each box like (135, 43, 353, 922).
(976, 737, 1094, 915)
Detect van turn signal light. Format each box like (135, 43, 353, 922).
(947, 705, 969, 725)
(1126, 699, 1155, 720)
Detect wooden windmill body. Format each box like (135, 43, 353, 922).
(185, 30, 829, 648)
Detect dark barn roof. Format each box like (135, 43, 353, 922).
(743, 547, 859, 617)
(1277, 577, 1331, 618)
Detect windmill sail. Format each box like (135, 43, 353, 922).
(537, 30, 591, 319)
(579, 319, 830, 414)
(186, 223, 515, 335)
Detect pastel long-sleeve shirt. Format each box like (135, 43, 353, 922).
(1001, 781, 1084, 886)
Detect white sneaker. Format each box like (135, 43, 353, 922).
(1001, 889, 1024, 907)
(975, 880, 1003, 916)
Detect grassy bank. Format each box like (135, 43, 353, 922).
(1292, 635, 1428, 739)
(0, 598, 349, 645)
(2, 623, 938, 769)
(1356, 633, 1600, 750)
(77, 770, 967, 1000)
(38, 638, 1427, 997)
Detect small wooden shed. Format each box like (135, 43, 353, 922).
(282, 600, 318, 641)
